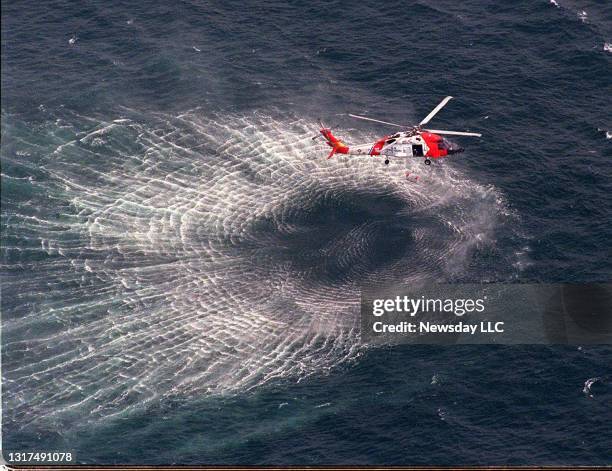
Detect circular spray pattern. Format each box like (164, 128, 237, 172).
(2, 109, 518, 426)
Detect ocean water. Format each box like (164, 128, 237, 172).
(1, 0, 611, 465)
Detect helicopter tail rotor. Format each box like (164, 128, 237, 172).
(314, 119, 349, 158)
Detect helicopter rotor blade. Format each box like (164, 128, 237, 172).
(419, 96, 453, 126)
(424, 129, 482, 137)
(348, 114, 405, 128)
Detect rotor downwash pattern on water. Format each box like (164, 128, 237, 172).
(1, 109, 517, 426)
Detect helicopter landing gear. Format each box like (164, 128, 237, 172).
(424, 158, 431, 166)
(384, 159, 389, 165)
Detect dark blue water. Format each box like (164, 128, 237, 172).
(2, 0, 611, 465)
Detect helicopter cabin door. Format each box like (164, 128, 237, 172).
(411, 144, 424, 157)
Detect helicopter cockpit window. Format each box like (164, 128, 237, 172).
(438, 138, 450, 150)
(385, 138, 396, 145)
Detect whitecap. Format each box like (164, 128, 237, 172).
(583, 377, 601, 397)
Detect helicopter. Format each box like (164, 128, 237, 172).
(314, 96, 481, 166)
